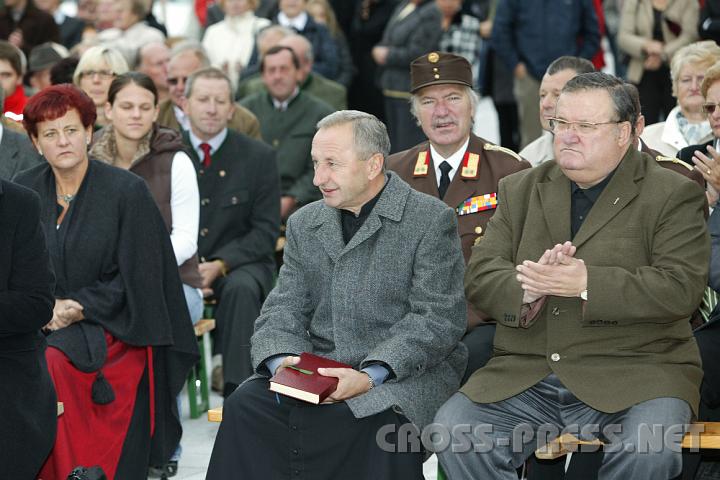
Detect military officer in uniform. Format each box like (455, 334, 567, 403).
(181, 67, 281, 396)
(387, 52, 531, 383)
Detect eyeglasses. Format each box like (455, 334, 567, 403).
(167, 76, 187, 86)
(79, 69, 115, 80)
(702, 102, 720, 115)
(547, 117, 624, 135)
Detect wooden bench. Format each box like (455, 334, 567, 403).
(187, 318, 216, 419)
(536, 422, 720, 460)
(208, 407, 223, 422)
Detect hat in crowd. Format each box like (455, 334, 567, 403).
(410, 52, 473, 93)
(29, 42, 69, 74)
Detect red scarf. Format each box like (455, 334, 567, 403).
(4, 85, 27, 118)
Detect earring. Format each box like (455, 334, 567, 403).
(38, 149, 42, 156)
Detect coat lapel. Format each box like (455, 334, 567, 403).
(311, 173, 408, 261)
(572, 149, 642, 249)
(536, 168, 572, 245)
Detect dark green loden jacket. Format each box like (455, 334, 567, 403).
(240, 90, 334, 205)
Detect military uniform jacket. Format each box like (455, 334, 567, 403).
(387, 134, 530, 327)
(462, 147, 708, 415)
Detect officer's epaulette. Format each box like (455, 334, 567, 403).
(483, 143, 523, 162)
(655, 155, 693, 171)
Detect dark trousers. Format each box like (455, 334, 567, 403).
(207, 378, 424, 480)
(213, 264, 269, 388)
(461, 323, 496, 385)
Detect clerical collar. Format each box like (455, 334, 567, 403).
(277, 11, 308, 31)
(188, 128, 228, 160)
(272, 87, 300, 111)
(340, 174, 389, 244)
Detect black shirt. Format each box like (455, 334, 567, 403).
(340, 175, 388, 244)
(570, 169, 616, 238)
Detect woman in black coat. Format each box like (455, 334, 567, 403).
(14, 84, 198, 479)
(0, 179, 56, 479)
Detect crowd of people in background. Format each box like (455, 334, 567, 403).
(6, 0, 720, 479)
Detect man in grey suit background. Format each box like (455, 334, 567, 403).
(206, 110, 467, 479)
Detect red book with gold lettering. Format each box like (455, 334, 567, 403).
(269, 352, 352, 404)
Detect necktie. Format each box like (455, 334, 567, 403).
(438, 161, 452, 199)
(199, 142, 212, 168)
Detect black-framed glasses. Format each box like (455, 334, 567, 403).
(79, 69, 115, 80)
(547, 117, 624, 135)
(702, 102, 720, 115)
(167, 76, 187, 86)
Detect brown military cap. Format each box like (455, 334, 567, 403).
(410, 52, 473, 93)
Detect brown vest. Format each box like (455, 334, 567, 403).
(132, 143, 203, 289)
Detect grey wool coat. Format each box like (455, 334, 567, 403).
(251, 171, 468, 429)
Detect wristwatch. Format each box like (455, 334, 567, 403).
(580, 289, 588, 301)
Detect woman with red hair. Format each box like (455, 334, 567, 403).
(13, 84, 198, 479)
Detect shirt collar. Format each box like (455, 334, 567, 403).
(53, 10, 66, 24)
(173, 104, 190, 131)
(188, 128, 228, 160)
(430, 137, 470, 184)
(271, 87, 300, 111)
(277, 11, 308, 31)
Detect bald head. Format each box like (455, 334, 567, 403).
(278, 34, 312, 81)
(137, 42, 170, 91)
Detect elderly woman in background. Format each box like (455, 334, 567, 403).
(0, 178, 56, 480)
(202, 0, 270, 90)
(642, 41, 720, 156)
(14, 84, 197, 479)
(73, 45, 128, 128)
(96, 0, 165, 66)
(618, 0, 699, 124)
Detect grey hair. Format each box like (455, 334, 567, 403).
(169, 40, 210, 67)
(316, 110, 391, 167)
(184, 67, 234, 102)
(409, 85, 479, 126)
(281, 33, 314, 63)
(546, 56, 595, 76)
(561, 72, 638, 136)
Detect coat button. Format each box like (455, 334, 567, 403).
(201, 198, 210, 206)
(475, 226, 482, 234)
(219, 170, 226, 177)
(550, 353, 560, 362)
(231, 196, 238, 205)
(273, 139, 279, 147)
(552, 307, 560, 316)
(200, 228, 209, 237)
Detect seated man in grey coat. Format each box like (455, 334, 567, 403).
(206, 110, 468, 479)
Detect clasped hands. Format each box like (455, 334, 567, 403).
(275, 356, 372, 404)
(515, 241, 587, 304)
(45, 298, 84, 331)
